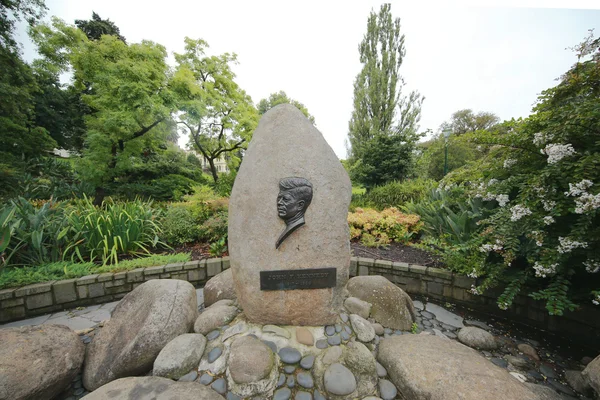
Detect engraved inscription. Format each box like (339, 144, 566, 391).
(260, 267, 336, 291)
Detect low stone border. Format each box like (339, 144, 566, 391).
(0, 258, 229, 323)
(2, 256, 599, 348)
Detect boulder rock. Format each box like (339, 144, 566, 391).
(227, 336, 278, 397)
(204, 268, 237, 307)
(349, 314, 375, 342)
(582, 354, 600, 397)
(153, 333, 207, 379)
(523, 383, 563, 400)
(83, 376, 224, 400)
(377, 335, 539, 400)
(194, 304, 239, 335)
(229, 104, 352, 326)
(324, 363, 356, 396)
(518, 343, 540, 361)
(83, 280, 198, 391)
(346, 276, 415, 330)
(565, 369, 591, 395)
(457, 327, 498, 350)
(0, 325, 84, 400)
(344, 297, 371, 319)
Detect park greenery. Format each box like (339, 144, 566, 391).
(0, 1, 598, 316)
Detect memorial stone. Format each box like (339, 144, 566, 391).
(229, 104, 351, 325)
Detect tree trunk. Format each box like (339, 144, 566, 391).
(93, 186, 105, 206)
(207, 158, 219, 183)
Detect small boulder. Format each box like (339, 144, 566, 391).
(457, 327, 498, 350)
(227, 336, 278, 397)
(0, 325, 84, 400)
(344, 297, 371, 319)
(204, 268, 237, 307)
(378, 335, 539, 400)
(324, 363, 356, 396)
(349, 314, 375, 342)
(194, 304, 239, 335)
(517, 343, 540, 361)
(83, 376, 224, 400)
(565, 369, 591, 395)
(83, 280, 198, 391)
(582, 354, 600, 397)
(346, 276, 415, 330)
(153, 333, 207, 379)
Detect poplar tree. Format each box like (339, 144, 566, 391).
(347, 4, 423, 189)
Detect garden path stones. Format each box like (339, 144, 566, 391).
(295, 391, 312, 400)
(296, 327, 314, 346)
(274, 387, 292, 400)
(379, 379, 398, 400)
(324, 363, 357, 395)
(83, 280, 197, 391)
(208, 347, 223, 363)
(284, 365, 296, 373)
(413, 300, 424, 310)
(152, 333, 207, 379)
(200, 373, 214, 385)
(297, 372, 314, 389)
(347, 276, 415, 330)
(425, 303, 464, 329)
(279, 347, 302, 364)
(264, 325, 291, 339)
(457, 327, 498, 350)
(344, 297, 372, 319)
(194, 304, 238, 335)
(228, 336, 274, 384)
(316, 339, 328, 349)
(465, 319, 491, 331)
(327, 334, 341, 346)
(349, 314, 376, 342)
(325, 325, 336, 336)
(207, 330, 221, 341)
(211, 378, 227, 394)
(301, 355, 315, 369)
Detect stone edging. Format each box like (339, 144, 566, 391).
(1, 256, 599, 348)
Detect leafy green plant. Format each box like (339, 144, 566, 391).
(411, 322, 418, 334)
(199, 211, 229, 243)
(160, 205, 201, 246)
(209, 236, 228, 257)
(348, 207, 422, 246)
(351, 179, 435, 211)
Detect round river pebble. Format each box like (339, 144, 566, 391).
(207, 347, 223, 363)
(340, 313, 348, 323)
(279, 347, 302, 364)
(324, 363, 356, 395)
(207, 330, 220, 341)
(277, 373, 286, 387)
(300, 355, 315, 369)
(287, 374, 295, 388)
(379, 379, 398, 400)
(327, 334, 341, 346)
(284, 365, 296, 374)
(295, 391, 312, 400)
(325, 326, 335, 336)
(314, 390, 326, 400)
(199, 373, 214, 385)
(211, 378, 227, 395)
(316, 339, 328, 349)
(297, 371, 314, 389)
(274, 387, 292, 400)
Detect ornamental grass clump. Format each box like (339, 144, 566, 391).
(347, 207, 422, 248)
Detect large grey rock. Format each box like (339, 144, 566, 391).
(346, 276, 415, 330)
(377, 335, 539, 400)
(524, 383, 563, 400)
(227, 336, 278, 397)
(344, 297, 371, 319)
(457, 327, 498, 350)
(204, 268, 237, 307)
(194, 304, 239, 335)
(582, 354, 600, 397)
(153, 333, 207, 379)
(0, 325, 84, 400)
(229, 104, 351, 326)
(324, 363, 356, 396)
(83, 376, 224, 400)
(83, 280, 198, 391)
(565, 369, 591, 395)
(349, 314, 375, 342)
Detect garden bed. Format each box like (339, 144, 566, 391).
(351, 242, 444, 268)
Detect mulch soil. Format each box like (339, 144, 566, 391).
(351, 242, 445, 268)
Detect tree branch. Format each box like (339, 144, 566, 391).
(214, 139, 246, 158)
(132, 118, 164, 139)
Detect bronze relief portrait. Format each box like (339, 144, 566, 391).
(276, 177, 313, 249)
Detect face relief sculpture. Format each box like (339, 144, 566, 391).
(276, 177, 313, 249)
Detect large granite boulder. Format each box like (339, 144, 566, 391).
(83, 280, 198, 390)
(582, 354, 600, 397)
(346, 276, 415, 330)
(194, 303, 239, 335)
(83, 376, 224, 400)
(229, 104, 352, 326)
(0, 325, 84, 400)
(204, 268, 237, 307)
(153, 333, 207, 379)
(377, 335, 539, 400)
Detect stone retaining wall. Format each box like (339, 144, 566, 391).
(1, 256, 599, 348)
(0, 258, 228, 323)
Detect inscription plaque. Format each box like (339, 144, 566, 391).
(260, 268, 337, 291)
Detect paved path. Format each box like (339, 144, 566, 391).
(0, 288, 205, 331)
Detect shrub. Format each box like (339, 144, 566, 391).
(348, 207, 422, 248)
(199, 211, 229, 243)
(351, 179, 435, 211)
(211, 171, 236, 197)
(160, 205, 201, 246)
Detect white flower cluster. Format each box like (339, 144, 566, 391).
(557, 237, 588, 254)
(496, 194, 510, 207)
(467, 269, 479, 278)
(542, 200, 556, 212)
(503, 159, 517, 168)
(565, 180, 593, 197)
(533, 262, 558, 278)
(510, 204, 532, 221)
(543, 216, 555, 225)
(593, 293, 600, 306)
(498, 301, 509, 311)
(584, 260, 600, 274)
(469, 285, 482, 295)
(540, 143, 576, 164)
(530, 231, 543, 247)
(440, 182, 457, 191)
(479, 242, 503, 253)
(488, 179, 499, 186)
(533, 132, 551, 146)
(575, 193, 600, 214)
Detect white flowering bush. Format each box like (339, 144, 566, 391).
(434, 32, 600, 315)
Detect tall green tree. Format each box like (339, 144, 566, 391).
(441, 109, 499, 135)
(172, 37, 258, 183)
(31, 18, 176, 204)
(347, 4, 424, 189)
(75, 12, 126, 42)
(257, 91, 316, 125)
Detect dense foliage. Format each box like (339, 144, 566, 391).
(348, 207, 422, 248)
(351, 179, 435, 210)
(257, 91, 316, 125)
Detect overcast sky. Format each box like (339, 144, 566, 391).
(17, 0, 600, 159)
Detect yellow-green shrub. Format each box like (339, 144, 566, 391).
(348, 207, 422, 247)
